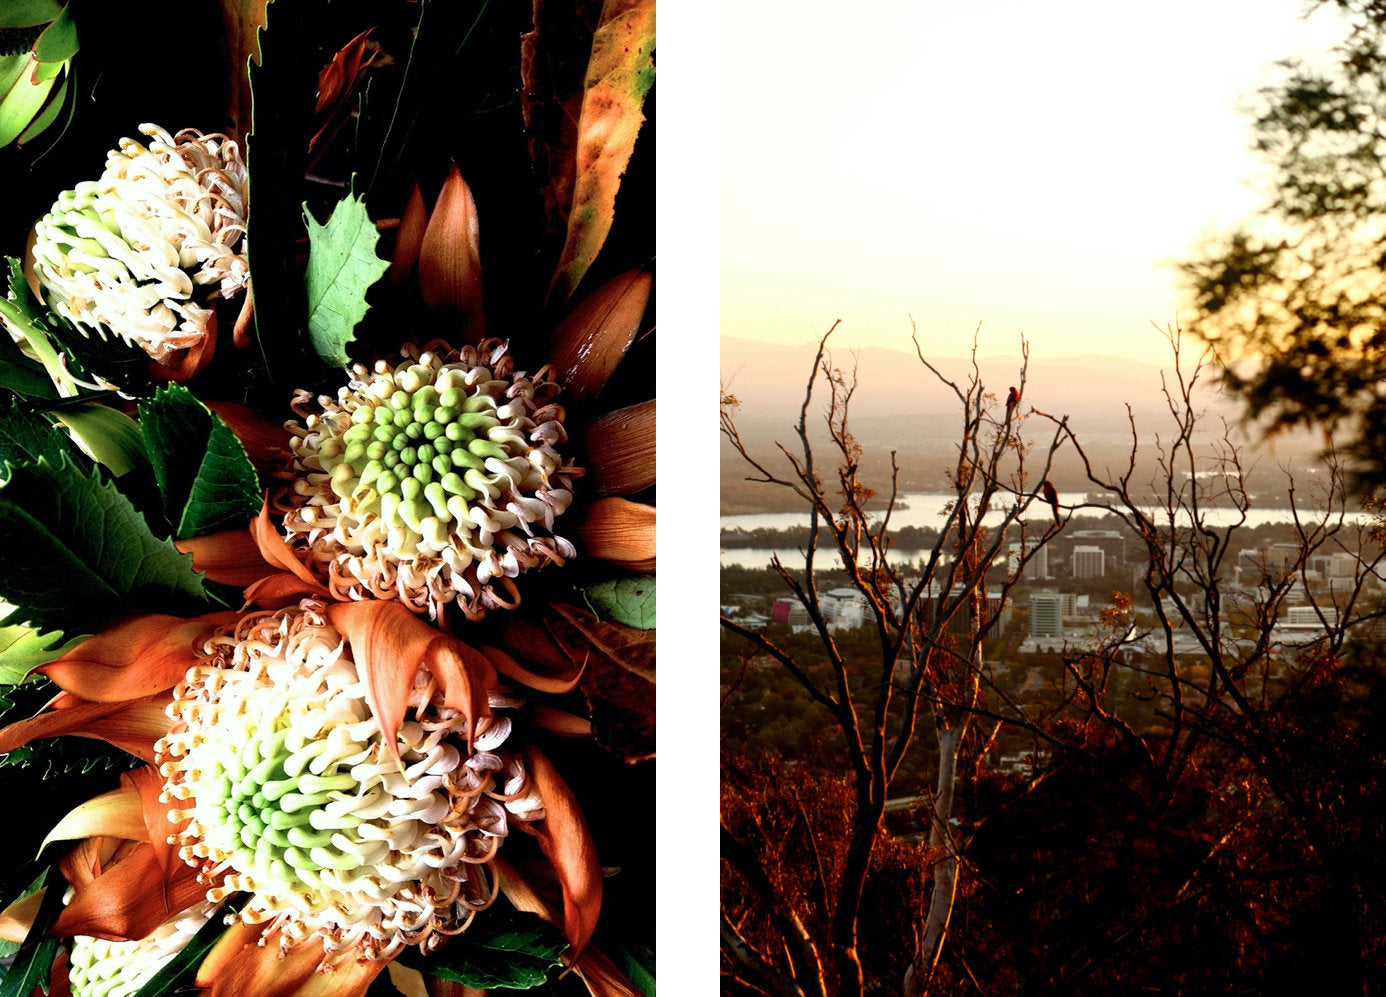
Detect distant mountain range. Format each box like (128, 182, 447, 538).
(720, 336, 1231, 433)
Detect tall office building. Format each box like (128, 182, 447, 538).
(1029, 591, 1063, 638)
(1071, 545, 1105, 579)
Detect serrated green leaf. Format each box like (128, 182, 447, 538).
(0, 677, 133, 777)
(139, 385, 262, 540)
(0, 455, 210, 634)
(0, 612, 80, 684)
(303, 189, 390, 368)
(0, 863, 63, 997)
(0, 398, 68, 480)
(582, 574, 655, 630)
(417, 910, 567, 990)
(54, 403, 145, 477)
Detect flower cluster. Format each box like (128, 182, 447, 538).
(278, 341, 580, 621)
(158, 601, 543, 960)
(0, 9, 653, 994)
(30, 124, 248, 361)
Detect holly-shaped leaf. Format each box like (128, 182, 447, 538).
(0, 616, 80, 685)
(303, 189, 390, 368)
(0, 456, 210, 634)
(0, 398, 69, 481)
(415, 909, 568, 990)
(139, 385, 262, 540)
(581, 574, 655, 630)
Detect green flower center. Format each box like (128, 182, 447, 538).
(282, 342, 580, 622)
(201, 719, 363, 886)
(157, 603, 541, 960)
(323, 369, 520, 544)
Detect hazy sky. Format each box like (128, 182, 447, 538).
(721, 1, 1344, 364)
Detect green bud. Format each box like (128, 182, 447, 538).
(424, 481, 451, 521)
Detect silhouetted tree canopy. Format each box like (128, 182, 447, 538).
(1182, 0, 1386, 493)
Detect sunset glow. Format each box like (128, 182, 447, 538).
(721, 0, 1344, 363)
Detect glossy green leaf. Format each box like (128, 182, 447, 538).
(581, 574, 655, 629)
(608, 939, 656, 997)
(0, 456, 210, 634)
(129, 895, 245, 997)
(0, 1, 62, 30)
(30, 2, 75, 63)
(0, 863, 63, 997)
(0, 52, 55, 146)
(417, 909, 567, 990)
(55, 403, 145, 477)
(139, 385, 262, 540)
(302, 189, 390, 368)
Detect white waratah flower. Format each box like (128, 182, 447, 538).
(154, 601, 544, 962)
(278, 339, 580, 621)
(30, 123, 248, 361)
(67, 901, 217, 997)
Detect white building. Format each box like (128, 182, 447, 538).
(1029, 591, 1063, 638)
(1071, 545, 1105, 579)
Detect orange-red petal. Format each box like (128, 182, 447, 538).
(198, 922, 322, 997)
(51, 842, 206, 941)
(574, 947, 645, 997)
(0, 694, 171, 762)
(574, 497, 655, 570)
(548, 268, 650, 402)
(125, 765, 189, 883)
(523, 745, 602, 954)
(205, 401, 287, 465)
(530, 705, 592, 737)
(41, 784, 146, 854)
(426, 638, 495, 754)
(326, 600, 439, 770)
(418, 163, 484, 342)
(581, 399, 655, 496)
(252, 501, 327, 587)
(290, 956, 387, 997)
(39, 613, 235, 702)
(178, 528, 274, 587)
(481, 642, 584, 695)
(389, 183, 428, 286)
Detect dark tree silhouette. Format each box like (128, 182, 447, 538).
(1181, 0, 1386, 493)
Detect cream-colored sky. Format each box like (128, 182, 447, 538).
(721, 1, 1343, 364)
